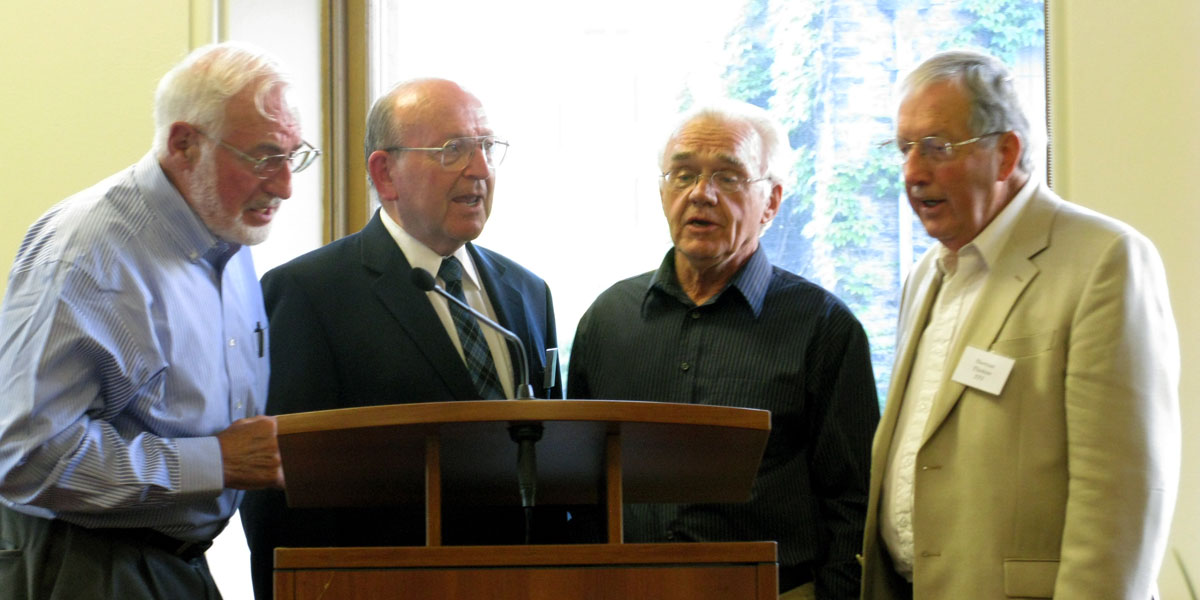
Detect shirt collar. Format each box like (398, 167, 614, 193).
(937, 176, 1039, 275)
(134, 152, 237, 266)
(378, 208, 482, 289)
(643, 245, 773, 318)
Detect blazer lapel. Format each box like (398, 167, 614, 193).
(359, 214, 479, 399)
(873, 255, 943, 465)
(921, 190, 1055, 443)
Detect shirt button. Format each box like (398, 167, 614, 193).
(228, 338, 237, 347)
(689, 311, 701, 319)
(680, 362, 690, 371)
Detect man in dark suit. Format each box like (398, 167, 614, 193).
(240, 78, 567, 600)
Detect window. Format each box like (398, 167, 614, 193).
(372, 0, 1046, 403)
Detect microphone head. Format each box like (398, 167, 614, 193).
(411, 268, 437, 292)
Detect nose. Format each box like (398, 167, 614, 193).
(263, 164, 293, 199)
(461, 144, 492, 180)
(687, 174, 719, 205)
(901, 148, 930, 191)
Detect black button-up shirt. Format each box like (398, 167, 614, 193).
(568, 247, 879, 598)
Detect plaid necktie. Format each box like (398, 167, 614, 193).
(438, 256, 506, 399)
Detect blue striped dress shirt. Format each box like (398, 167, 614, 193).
(0, 153, 267, 542)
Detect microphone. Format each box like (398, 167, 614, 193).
(543, 348, 559, 399)
(411, 268, 535, 399)
(412, 266, 543, 542)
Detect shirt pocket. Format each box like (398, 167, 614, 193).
(989, 330, 1059, 359)
(697, 378, 802, 460)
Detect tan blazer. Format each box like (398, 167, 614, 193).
(860, 184, 1179, 599)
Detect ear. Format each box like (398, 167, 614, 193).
(367, 150, 398, 201)
(160, 122, 207, 180)
(761, 182, 783, 225)
(995, 131, 1022, 181)
(166, 122, 200, 162)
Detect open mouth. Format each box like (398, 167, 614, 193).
(453, 194, 483, 206)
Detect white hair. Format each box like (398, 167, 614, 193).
(151, 41, 293, 158)
(660, 99, 789, 185)
(902, 49, 1034, 174)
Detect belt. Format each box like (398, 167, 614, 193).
(96, 527, 213, 562)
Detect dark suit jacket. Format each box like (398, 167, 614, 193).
(241, 212, 571, 599)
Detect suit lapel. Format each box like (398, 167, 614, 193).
(873, 255, 943, 468)
(921, 190, 1056, 443)
(359, 215, 479, 400)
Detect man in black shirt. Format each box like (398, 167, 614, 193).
(568, 100, 879, 599)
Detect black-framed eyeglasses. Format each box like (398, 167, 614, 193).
(888, 131, 1005, 163)
(198, 130, 321, 179)
(660, 167, 771, 194)
(382, 135, 508, 170)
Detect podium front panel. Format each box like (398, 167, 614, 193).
(277, 400, 769, 508)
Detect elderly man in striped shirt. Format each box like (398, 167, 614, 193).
(0, 42, 318, 599)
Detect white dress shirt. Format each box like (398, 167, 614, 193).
(378, 209, 515, 399)
(880, 179, 1038, 579)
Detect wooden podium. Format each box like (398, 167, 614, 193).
(272, 400, 775, 599)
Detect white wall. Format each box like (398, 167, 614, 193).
(229, 0, 326, 276)
(1051, 1, 1200, 597)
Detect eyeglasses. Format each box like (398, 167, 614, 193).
(383, 135, 509, 170)
(199, 130, 321, 179)
(889, 132, 1005, 163)
(660, 168, 771, 194)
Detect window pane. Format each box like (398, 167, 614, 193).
(373, 0, 1046, 404)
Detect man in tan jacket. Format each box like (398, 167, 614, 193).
(860, 50, 1179, 599)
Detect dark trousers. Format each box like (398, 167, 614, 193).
(0, 505, 221, 600)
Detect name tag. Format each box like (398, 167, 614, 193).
(951, 346, 1015, 395)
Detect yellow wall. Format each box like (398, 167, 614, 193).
(1051, 1, 1200, 597)
(0, 1, 193, 290)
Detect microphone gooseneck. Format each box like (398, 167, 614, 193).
(410, 267, 534, 399)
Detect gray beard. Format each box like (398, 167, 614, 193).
(190, 150, 273, 246)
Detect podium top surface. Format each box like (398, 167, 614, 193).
(277, 400, 770, 508)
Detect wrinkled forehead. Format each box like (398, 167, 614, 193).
(663, 117, 763, 172)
